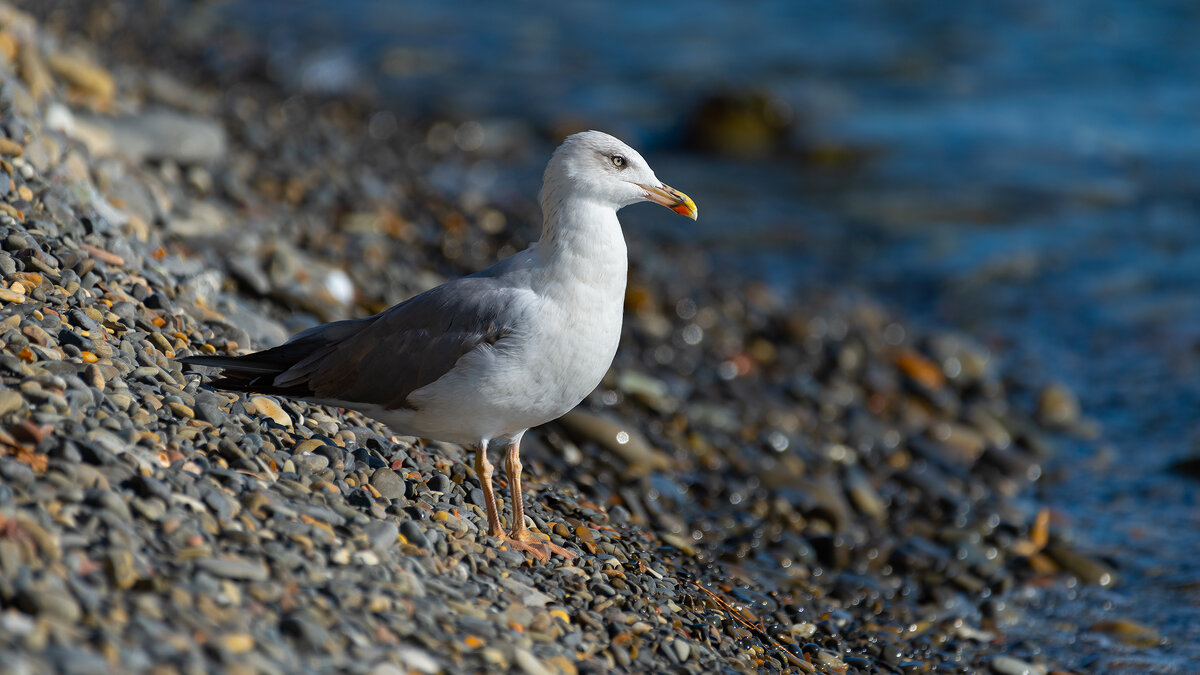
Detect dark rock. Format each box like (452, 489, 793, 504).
(400, 520, 431, 549)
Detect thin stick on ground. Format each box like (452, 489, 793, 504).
(690, 580, 815, 672)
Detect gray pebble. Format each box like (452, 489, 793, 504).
(16, 587, 80, 622)
(280, 611, 331, 649)
(82, 488, 130, 521)
(428, 473, 453, 494)
(400, 520, 430, 549)
(194, 557, 269, 581)
(370, 466, 405, 500)
(363, 520, 399, 551)
(202, 488, 237, 521)
(292, 452, 329, 475)
(195, 401, 225, 424)
(129, 474, 172, 501)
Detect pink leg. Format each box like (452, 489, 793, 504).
(473, 442, 504, 538)
(503, 438, 575, 562)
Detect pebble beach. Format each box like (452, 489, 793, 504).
(0, 3, 1129, 674)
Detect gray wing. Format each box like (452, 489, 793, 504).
(290, 276, 530, 409)
(183, 275, 531, 410)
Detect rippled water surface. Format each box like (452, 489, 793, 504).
(206, 1, 1200, 669)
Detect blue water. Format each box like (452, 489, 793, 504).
(201, 1, 1200, 669)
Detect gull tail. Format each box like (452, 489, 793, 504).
(180, 350, 317, 398)
(180, 316, 372, 398)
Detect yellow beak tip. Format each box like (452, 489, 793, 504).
(638, 181, 698, 220)
(670, 192, 698, 220)
(672, 203, 698, 220)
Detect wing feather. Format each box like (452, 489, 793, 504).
(182, 275, 531, 410)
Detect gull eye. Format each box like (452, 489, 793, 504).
(611, 154, 626, 168)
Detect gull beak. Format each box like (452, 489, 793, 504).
(637, 182, 698, 220)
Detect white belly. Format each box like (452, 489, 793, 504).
(369, 282, 624, 444)
(359, 201, 629, 445)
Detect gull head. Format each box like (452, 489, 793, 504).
(542, 131, 697, 220)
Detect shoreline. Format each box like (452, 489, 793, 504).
(0, 4, 1117, 673)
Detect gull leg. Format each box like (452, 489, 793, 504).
(473, 441, 504, 538)
(505, 438, 531, 541)
(504, 437, 575, 562)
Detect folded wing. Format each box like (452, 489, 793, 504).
(181, 276, 529, 410)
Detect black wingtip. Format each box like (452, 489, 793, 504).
(179, 354, 285, 374)
(179, 355, 317, 399)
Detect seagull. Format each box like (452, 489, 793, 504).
(182, 130, 696, 561)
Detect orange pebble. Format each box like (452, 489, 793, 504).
(895, 347, 945, 390)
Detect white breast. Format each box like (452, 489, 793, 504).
(376, 202, 628, 445)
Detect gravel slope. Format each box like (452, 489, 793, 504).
(0, 5, 1109, 674)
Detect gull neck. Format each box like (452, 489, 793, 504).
(534, 195, 628, 292)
